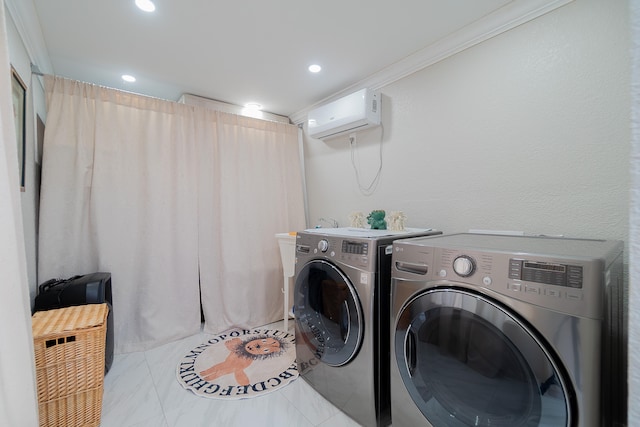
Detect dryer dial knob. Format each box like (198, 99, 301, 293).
(453, 256, 475, 277)
(318, 239, 329, 252)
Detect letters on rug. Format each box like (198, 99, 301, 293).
(176, 328, 297, 399)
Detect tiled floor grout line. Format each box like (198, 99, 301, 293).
(143, 348, 171, 427)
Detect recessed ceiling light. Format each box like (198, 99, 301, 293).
(308, 64, 322, 73)
(135, 0, 156, 12)
(122, 74, 136, 82)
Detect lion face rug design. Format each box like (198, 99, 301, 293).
(176, 328, 298, 400)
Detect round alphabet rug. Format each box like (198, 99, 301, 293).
(176, 328, 298, 400)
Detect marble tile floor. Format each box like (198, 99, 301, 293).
(100, 319, 361, 427)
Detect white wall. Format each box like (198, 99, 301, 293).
(1, 1, 40, 424)
(303, 0, 628, 245)
(5, 4, 47, 307)
(303, 0, 633, 421)
(628, 0, 639, 423)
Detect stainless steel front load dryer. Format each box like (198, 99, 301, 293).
(390, 233, 625, 427)
(294, 227, 441, 427)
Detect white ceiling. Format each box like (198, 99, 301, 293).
(25, 0, 567, 118)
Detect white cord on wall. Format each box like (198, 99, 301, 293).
(349, 127, 384, 196)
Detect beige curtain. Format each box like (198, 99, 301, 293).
(198, 112, 306, 334)
(39, 76, 201, 353)
(0, 0, 39, 424)
(39, 76, 305, 353)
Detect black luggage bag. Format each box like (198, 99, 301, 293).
(34, 272, 114, 373)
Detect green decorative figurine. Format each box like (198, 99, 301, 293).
(367, 210, 387, 230)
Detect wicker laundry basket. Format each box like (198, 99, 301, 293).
(32, 303, 109, 427)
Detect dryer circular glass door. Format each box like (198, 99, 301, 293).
(294, 259, 364, 366)
(394, 288, 572, 427)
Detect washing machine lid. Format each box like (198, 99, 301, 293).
(394, 287, 572, 426)
(294, 259, 363, 366)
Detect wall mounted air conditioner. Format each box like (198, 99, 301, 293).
(307, 88, 380, 140)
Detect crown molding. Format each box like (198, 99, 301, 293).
(5, 0, 52, 74)
(289, 0, 574, 125)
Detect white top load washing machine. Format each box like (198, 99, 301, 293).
(390, 233, 625, 427)
(294, 227, 441, 427)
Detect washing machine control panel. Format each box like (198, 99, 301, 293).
(296, 235, 373, 270)
(440, 250, 585, 290)
(446, 252, 588, 315)
(337, 240, 370, 267)
(342, 240, 368, 256)
(508, 259, 583, 288)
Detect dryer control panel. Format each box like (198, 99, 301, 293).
(508, 259, 583, 288)
(391, 233, 623, 319)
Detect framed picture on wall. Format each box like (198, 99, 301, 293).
(11, 66, 26, 192)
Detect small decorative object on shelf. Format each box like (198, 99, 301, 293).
(348, 211, 367, 228)
(367, 210, 387, 230)
(387, 211, 407, 231)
